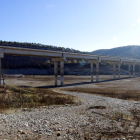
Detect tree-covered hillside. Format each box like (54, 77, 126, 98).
(0, 40, 91, 54)
(92, 45, 140, 59)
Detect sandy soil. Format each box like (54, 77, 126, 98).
(4, 75, 140, 91)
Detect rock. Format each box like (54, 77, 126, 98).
(23, 123, 28, 127)
(26, 131, 33, 135)
(34, 130, 38, 133)
(57, 133, 60, 136)
(46, 129, 52, 133)
(134, 127, 140, 134)
(46, 133, 52, 136)
(18, 130, 26, 134)
(22, 108, 32, 111)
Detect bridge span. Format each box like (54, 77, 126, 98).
(0, 46, 139, 86)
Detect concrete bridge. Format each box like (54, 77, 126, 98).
(0, 46, 139, 86)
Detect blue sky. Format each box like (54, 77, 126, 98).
(0, 0, 140, 51)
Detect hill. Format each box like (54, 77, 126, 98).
(0, 40, 91, 54)
(92, 45, 140, 59)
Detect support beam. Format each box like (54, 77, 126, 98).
(91, 62, 93, 82)
(60, 61, 64, 86)
(54, 61, 57, 86)
(96, 62, 99, 82)
(129, 64, 131, 77)
(118, 64, 121, 79)
(113, 64, 116, 79)
(133, 64, 135, 77)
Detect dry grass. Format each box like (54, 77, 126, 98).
(0, 85, 76, 110)
(64, 87, 140, 101)
(63, 106, 140, 140)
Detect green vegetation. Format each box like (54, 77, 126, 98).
(0, 40, 91, 54)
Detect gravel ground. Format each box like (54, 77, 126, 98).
(0, 87, 140, 140)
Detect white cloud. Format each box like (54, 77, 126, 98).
(137, 19, 140, 23)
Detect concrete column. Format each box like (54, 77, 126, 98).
(118, 64, 121, 79)
(133, 64, 135, 77)
(0, 59, 1, 85)
(129, 64, 131, 77)
(96, 62, 99, 82)
(54, 61, 57, 86)
(91, 62, 93, 82)
(0, 58, 2, 85)
(114, 64, 116, 79)
(60, 61, 64, 86)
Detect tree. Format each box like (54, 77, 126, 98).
(46, 60, 51, 68)
(73, 59, 77, 63)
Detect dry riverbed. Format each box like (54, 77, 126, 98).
(0, 75, 140, 139)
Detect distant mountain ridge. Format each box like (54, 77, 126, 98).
(92, 45, 140, 59)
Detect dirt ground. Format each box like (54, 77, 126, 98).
(4, 75, 140, 91)
(2, 75, 140, 139)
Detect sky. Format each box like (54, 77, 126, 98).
(0, 0, 140, 52)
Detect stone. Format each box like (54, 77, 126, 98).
(57, 133, 60, 136)
(26, 131, 33, 135)
(34, 130, 38, 133)
(18, 130, 26, 134)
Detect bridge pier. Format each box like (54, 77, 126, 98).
(52, 56, 66, 87)
(54, 61, 58, 86)
(118, 63, 121, 79)
(133, 64, 135, 77)
(96, 62, 99, 82)
(112, 61, 121, 80)
(129, 64, 131, 77)
(60, 61, 64, 86)
(90, 62, 93, 82)
(127, 62, 135, 78)
(0, 58, 2, 85)
(89, 60, 100, 83)
(113, 64, 116, 79)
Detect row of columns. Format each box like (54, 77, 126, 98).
(0, 56, 137, 86)
(53, 59, 136, 86)
(53, 59, 101, 86)
(113, 63, 135, 80)
(90, 61, 136, 83)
